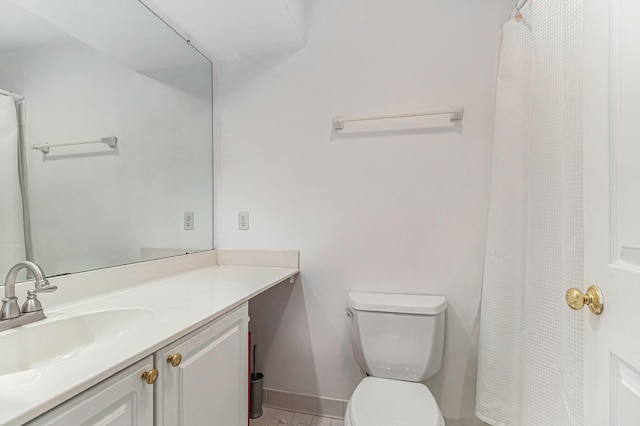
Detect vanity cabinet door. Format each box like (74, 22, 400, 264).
(155, 303, 249, 426)
(27, 356, 154, 426)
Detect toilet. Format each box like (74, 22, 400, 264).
(345, 292, 447, 426)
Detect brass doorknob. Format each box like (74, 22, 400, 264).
(565, 285, 604, 315)
(167, 353, 182, 367)
(141, 368, 158, 384)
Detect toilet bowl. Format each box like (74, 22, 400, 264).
(344, 377, 445, 426)
(345, 292, 447, 426)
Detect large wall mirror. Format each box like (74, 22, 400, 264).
(0, 0, 213, 283)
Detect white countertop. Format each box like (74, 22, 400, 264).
(0, 261, 298, 425)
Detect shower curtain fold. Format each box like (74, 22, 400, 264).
(0, 95, 27, 275)
(476, 1, 584, 425)
(475, 14, 533, 424)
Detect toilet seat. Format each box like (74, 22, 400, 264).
(345, 377, 444, 426)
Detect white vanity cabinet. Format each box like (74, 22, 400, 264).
(155, 303, 249, 425)
(27, 303, 249, 426)
(27, 357, 155, 425)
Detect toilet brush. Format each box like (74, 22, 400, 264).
(250, 344, 264, 418)
(252, 344, 257, 381)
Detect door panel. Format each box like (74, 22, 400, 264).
(611, 355, 640, 426)
(27, 357, 154, 426)
(611, 0, 640, 270)
(180, 327, 243, 424)
(584, 0, 640, 425)
(156, 304, 249, 426)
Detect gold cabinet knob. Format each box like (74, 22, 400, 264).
(167, 353, 182, 367)
(565, 285, 604, 315)
(141, 368, 158, 384)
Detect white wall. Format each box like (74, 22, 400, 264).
(216, 0, 511, 420)
(0, 38, 213, 276)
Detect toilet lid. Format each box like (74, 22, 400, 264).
(349, 377, 442, 426)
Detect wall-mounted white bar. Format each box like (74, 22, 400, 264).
(333, 105, 464, 130)
(32, 136, 118, 154)
(0, 88, 24, 100)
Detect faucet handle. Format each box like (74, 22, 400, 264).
(22, 291, 43, 313)
(35, 279, 57, 293)
(36, 284, 57, 293)
(21, 281, 57, 313)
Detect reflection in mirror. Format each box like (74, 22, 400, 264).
(0, 0, 213, 283)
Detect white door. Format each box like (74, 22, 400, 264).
(583, 0, 640, 425)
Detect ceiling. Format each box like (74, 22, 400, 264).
(1, 0, 307, 68)
(5, 0, 208, 71)
(0, 0, 69, 52)
(141, 0, 308, 61)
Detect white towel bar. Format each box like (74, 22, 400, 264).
(333, 106, 463, 130)
(32, 136, 118, 154)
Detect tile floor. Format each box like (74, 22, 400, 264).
(250, 407, 344, 426)
(249, 406, 486, 426)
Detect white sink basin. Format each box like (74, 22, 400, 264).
(0, 308, 155, 376)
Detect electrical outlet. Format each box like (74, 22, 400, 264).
(238, 211, 249, 230)
(184, 212, 194, 230)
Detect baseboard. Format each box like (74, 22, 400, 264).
(263, 388, 348, 419)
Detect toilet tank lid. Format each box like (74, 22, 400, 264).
(348, 292, 447, 315)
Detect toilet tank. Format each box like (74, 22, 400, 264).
(347, 292, 446, 382)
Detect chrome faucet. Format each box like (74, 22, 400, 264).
(0, 261, 57, 331)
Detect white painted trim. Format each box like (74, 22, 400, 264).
(264, 388, 347, 419)
(609, 0, 620, 265)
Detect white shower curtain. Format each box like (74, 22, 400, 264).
(476, 1, 583, 425)
(0, 95, 27, 275)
